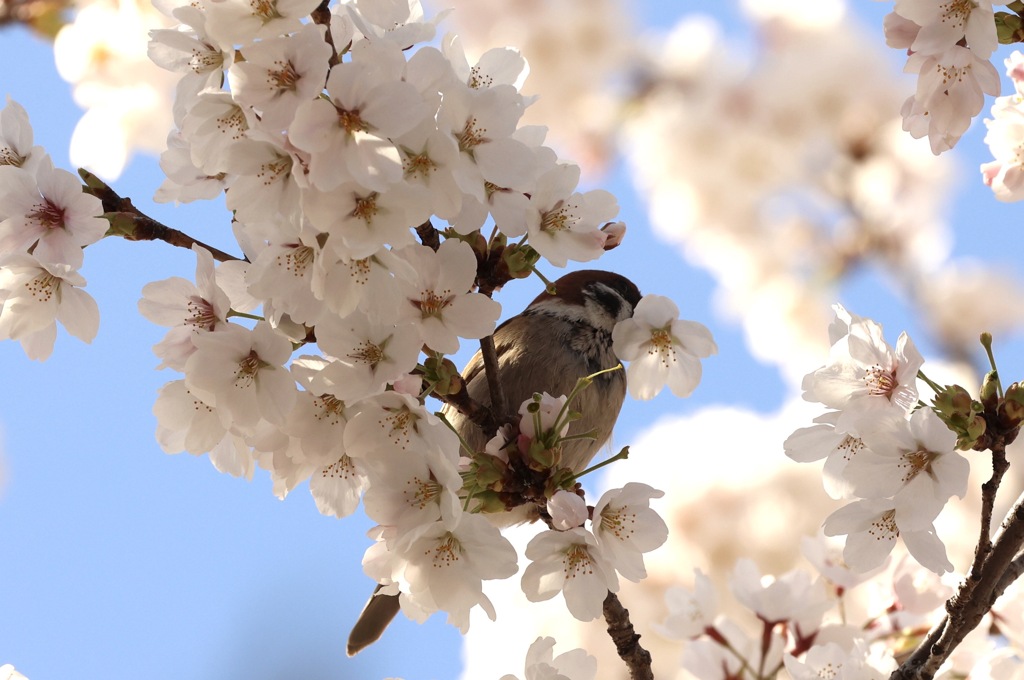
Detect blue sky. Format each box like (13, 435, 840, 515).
(2, 2, 1023, 679)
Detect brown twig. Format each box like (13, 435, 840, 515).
(433, 373, 499, 435)
(603, 591, 654, 680)
(415, 219, 441, 251)
(309, 0, 340, 67)
(79, 169, 244, 263)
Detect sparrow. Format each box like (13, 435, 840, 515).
(346, 269, 642, 656)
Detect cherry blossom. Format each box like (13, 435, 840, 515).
(152, 379, 228, 456)
(524, 163, 616, 267)
(521, 527, 618, 621)
(801, 304, 923, 431)
(657, 570, 718, 640)
(0, 253, 99, 360)
(0, 97, 47, 175)
(611, 293, 718, 400)
(183, 322, 298, 433)
(499, 637, 597, 680)
(369, 512, 518, 632)
(138, 246, 232, 370)
(0, 161, 107, 270)
(288, 40, 430, 192)
(844, 408, 967, 531)
(392, 240, 501, 354)
(226, 23, 331, 131)
(823, 498, 954, 574)
(591, 483, 668, 582)
(547, 490, 588, 531)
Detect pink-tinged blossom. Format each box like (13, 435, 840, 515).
(0, 253, 99, 360)
(153, 130, 233, 205)
(547, 490, 588, 531)
(499, 637, 597, 680)
(392, 240, 501, 354)
(521, 527, 618, 621)
(138, 245, 232, 371)
(901, 45, 1001, 155)
(437, 82, 536, 202)
(343, 391, 460, 465)
(203, 0, 321, 48)
(361, 444, 463, 532)
(783, 640, 896, 680)
(591, 483, 668, 582)
(518, 392, 570, 440)
(302, 182, 425, 260)
(152, 379, 228, 455)
(525, 163, 616, 267)
(802, 304, 923, 432)
(612, 294, 717, 400)
(729, 559, 830, 635)
(982, 52, 1024, 202)
(657, 570, 718, 640)
(894, 0, 997, 59)
(0, 161, 106, 269)
(245, 229, 326, 326)
(844, 408, 966, 531)
(184, 322, 298, 433)
(180, 91, 252, 175)
(289, 40, 430, 192)
(227, 24, 331, 131)
(221, 134, 303, 225)
(311, 311, 422, 402)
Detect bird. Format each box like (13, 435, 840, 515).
(346, 269, 642, 656)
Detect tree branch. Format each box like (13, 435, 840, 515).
(79, 169, 244, 263)
(603, 591, 654, 680)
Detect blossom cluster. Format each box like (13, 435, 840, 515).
(786, 305, 968, 574)
(0, 0, 716, 650)
(0, 99, 102, 360)
(983, 50, 1024, 201)
(882, 0, 1001, 154)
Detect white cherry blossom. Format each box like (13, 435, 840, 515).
(203, 0, 321, 47)
(227, 23, 332, 131)
(521, 527, 618, 621)
(311, 311, 422, 402)
(0, 161, 107, 269)
(184, 322, 298, 433)
(374, 512, 519, 633)
(289, 40, 430, 192)
(0, 253, 99, 360)
(901, 45, 1001, 155)
(138, 245, 232, 370)
(894, 0, 997, 59)
(309, 451, 369, 519)
(801, 304, 923, 432)
(524, 163, 616, 267)
(0, 97, 48, 175)
(499, 637, 597, 680)
(152, 379, 228, 455)
(658, 570, 717, 639)
(518, 392, 570, 441)
(844, 408, 967, 531)
(591, 483, 668, 582)
(392, 240, 501, 354)
(729, 559, 830, 634)
(784, 410, 867, 500)
(823, 498, 954, 574)
(547, 490, 588, 531)
(611, 294, 717, 400)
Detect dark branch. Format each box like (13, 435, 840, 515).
(415, 219, 442, 251)
(603, 591, 654, 680)
(79, 169, 244, 263)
